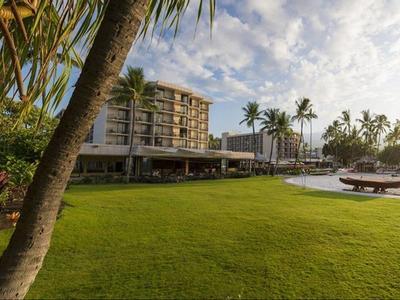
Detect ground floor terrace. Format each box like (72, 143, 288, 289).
(1, 177, 399, 298)
(72, 144, 253, 179)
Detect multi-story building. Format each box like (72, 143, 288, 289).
(86, 81, 211, 149)
(74, 81, 253, 178)
(221, 131, 300, 161)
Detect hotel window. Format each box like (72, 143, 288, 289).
(164, 89, 174, 99)
(181, 94, 188, 103)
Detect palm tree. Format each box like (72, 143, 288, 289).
(339, 110, 351, 135)
(322, 120, 342, 162)
(239, 101, 262, 172)
(374, 114, 391, 152)
(208, 134, 221, 150)
(260, 108, 280, 175)
(274, 111, 293, 175)
(357, 110, 376, 155)
(109, 66, 156, 183)
(292, 97, 313, 167)
(0, 1, 215, 297)
(386, 120, 400, 146)
(305, 108, 318, 162)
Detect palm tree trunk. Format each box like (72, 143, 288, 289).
(0, 1, 148, 298)
(252, 122, 256, 175)
(274, 138, 281, 175)
(268, 136, 274, 176)
(309, 121, 312, 163)
(294, 120, 303, 168)
(126, 100, 136, 183)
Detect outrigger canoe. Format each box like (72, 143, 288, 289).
(339, 177, 400, 193)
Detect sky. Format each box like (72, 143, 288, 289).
(62, 0, 400, 141)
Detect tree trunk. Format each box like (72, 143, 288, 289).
(294, 120, 303, 168)
(274, 138, 281, 175)
(252, 122, 256, 175)
(126, 99, 136, 183)
(268, 136, 274, 176)
(0, 1, 148, 298)
(309, 121, 312, 163)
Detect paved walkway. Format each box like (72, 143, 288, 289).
(285, 173, 400, 199)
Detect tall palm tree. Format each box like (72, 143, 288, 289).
(322, 120, 342, 162)
(274, 111, 293, 175)
(260, 108, 280, 175)
(292, 97, 312, 167)
(374, 114, 391, 152)
(239, 101, 262, 172)
(0, 1, 215, 297)
(357, 110, 376, 155)
(305, 108, 318, 162)
(339, 110, 351, 135)
(208, 134, 221, 150)
(109, 66, 156, 183)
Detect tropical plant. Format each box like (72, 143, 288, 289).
(378, 144, 400, 166)
(339, 110, 351, 135)
(260, 108, 280, 174)
(239, 101, 262, 171)
(374, 114, 390, 152)
(386, 120, 400, 146)
(274, 111, 293, 175)
(109, 66, 157, 183)
(292, 97, 312, 167)
(0, 0, 216, 298)
(357, 109, 376, 155)
(208, 134, 221, 150)
(305, 108, 317, 162)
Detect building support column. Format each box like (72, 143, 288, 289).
(185, 159, 189, 175)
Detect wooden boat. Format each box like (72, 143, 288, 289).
(339, 177, 400, 193)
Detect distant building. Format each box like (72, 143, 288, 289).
(221, 131, 300, 162)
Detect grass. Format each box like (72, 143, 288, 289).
(1, 176, 400, 298)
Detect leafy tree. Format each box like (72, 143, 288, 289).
(109, 66, 157, 183)
(386, 120, 400, 146)
(0, 0, 216, 297)
(239, 101, 262, 171)
(292, 97, 312, 167)
(208, 134, 221, 150)
(378, 145, 400, 166)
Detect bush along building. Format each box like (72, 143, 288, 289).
(72, 81, 253, 180)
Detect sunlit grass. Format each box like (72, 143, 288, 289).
(1, 177, 400, 298)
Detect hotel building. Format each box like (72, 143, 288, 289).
(74, 81, 252, 177)
(221, 131, 300, 162)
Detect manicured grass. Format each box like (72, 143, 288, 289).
(1, 177, 400, 298)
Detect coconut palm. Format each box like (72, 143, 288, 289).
(374, 114, 391, 152)
(239, 101, 262, 172)
(109, 66, 156, 183)
(357, 110, 376, 155)
(292, 97, 313, 167)
(260, 108, 280, 174)
(339, 110, 351, 135)
(208, 134, 221, 150)
(386, 120, 400, 146)
(274, 111, 293, 175)
(0, 1, 215, 297)
(322, 120, 342, 161)
(305, 108, 318, 162)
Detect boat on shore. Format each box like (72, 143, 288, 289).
(339, 176, 400, 193)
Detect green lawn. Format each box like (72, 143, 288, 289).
(1, 177, 400, 299)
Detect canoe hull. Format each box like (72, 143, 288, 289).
(339, 177, 400, 191)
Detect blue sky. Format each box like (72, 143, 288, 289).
(61, 0, 400, 140)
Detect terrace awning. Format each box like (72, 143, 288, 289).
(80, 143, 254, 160)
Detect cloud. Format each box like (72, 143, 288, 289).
(126, 0, 400, 135)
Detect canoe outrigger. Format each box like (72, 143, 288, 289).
(339, 177, 400, 193)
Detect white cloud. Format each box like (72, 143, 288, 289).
(127, 0, 400, 135)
